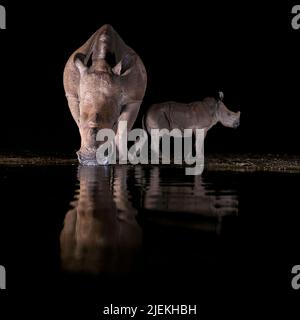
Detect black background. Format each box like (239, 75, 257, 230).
(0, 1, 299, 319)
(0, 1, 298, 155)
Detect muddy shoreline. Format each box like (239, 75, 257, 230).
(0, 153, 299, 173)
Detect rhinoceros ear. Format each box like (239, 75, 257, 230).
(112, 60, 123, 75)
(218, 91, 224, 101)
(74, 55, 87, 76)
(112, 53, 136, 76)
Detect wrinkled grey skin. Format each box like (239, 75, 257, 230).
(144, 96, 240, 136)
(63, 24, 147, 165)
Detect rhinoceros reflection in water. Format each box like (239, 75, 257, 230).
(139, 167, 238, 232)
(60, 166, 238, 273)
(60, 166, 142, 274)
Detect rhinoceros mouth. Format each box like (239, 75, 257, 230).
(77, 149, 110, 166)
(77, 149, 97, 166)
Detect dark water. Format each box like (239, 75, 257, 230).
(0, 165, 299, 317)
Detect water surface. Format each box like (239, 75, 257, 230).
(0, 164, 299, 311)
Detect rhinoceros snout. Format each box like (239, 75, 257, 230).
(77, 149, 110, 166)
(232, 111, 241, 128)
(77, 150, 97, 166)
(233, 119, 240, 128)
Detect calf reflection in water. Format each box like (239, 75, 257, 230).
(60, 166, 142, 274)
(140, 167, 239, 233)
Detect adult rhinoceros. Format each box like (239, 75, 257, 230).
(63, 24, 147, 165)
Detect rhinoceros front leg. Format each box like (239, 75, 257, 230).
(186, 128, 205, 175)
(66, 94, 80, 128)
(115, 101, 141, 163)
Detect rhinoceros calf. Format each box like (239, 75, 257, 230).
(63, 24, 147, 165)
(144, 93, 240, 156)
(145, 93, 240, 133)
